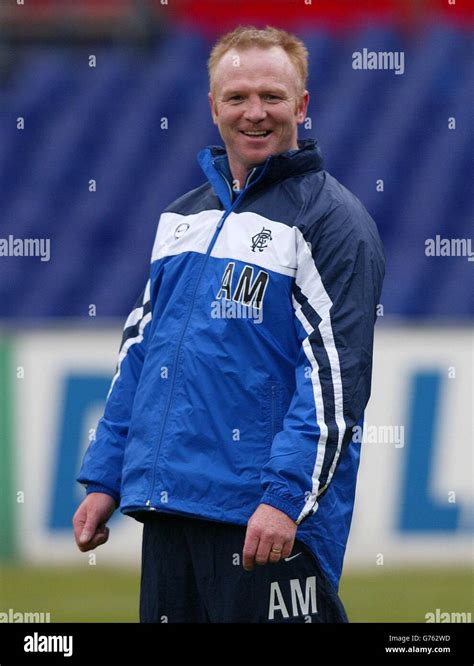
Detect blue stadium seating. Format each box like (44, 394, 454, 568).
(0, 25, 472, 318)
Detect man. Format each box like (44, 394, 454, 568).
(74, 26, 385, 623)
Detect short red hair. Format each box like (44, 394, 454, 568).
(208, 25, 309, 96)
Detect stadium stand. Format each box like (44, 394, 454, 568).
(0, 4, 472, 318)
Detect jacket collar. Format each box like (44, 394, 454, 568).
(197, 138, 324, 210)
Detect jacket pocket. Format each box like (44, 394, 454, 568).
(261, 380, 285, 445)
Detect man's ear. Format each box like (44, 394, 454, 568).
(208, 91, 218, 126)
(296, 90, 310, 125)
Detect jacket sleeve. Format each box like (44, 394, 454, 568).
(260, 203, 385, 524)
(76, 281, 152, 503)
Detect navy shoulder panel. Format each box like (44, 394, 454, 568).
(302, 173, 386, 307)
(235, 170, 326, 225)
(164, 182, 223, 216)
(242, 169, 381, 249)
(305, 172, 384, 252)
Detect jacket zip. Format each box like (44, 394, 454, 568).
(146, 161, 269, 509)
(271, 382, 277, 438)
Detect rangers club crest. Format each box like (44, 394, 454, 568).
(251, 227, 272, 252)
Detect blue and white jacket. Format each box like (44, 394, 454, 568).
(78, 139, 385, 590)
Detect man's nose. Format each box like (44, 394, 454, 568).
(243, 98, 267, 122)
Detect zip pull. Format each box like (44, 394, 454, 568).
(245, 167, 258, 188)
(214, 162, 268, 232)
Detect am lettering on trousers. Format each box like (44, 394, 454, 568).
(268, 576, 317, 620)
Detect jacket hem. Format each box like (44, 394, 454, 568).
(260, 490, 302, 522)
(120, 495, 341, 590)
(120, 496, 252, 526)
(85, 483, 120, 505)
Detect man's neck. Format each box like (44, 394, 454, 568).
(229, 165, 252, 191)
(227, 143, 300, 190)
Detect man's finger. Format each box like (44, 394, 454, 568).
(79, 526, 94, 545)
(242, 529, 260, 571)
(78, 526, 109, 552)
(268, 543, 284, 563)
(254, 537, 273, 566)
(281, 541, 293, 560)
(79, 515, 101, 545)
(72, 508, 86, 543)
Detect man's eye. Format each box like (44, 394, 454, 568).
(264, 95, 280, 101)
(228, 96, 243, 102)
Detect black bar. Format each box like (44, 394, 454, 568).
(0, 622, 471, 665)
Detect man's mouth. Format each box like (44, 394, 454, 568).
(240, 130, 272, 138)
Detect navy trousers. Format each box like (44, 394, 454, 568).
(139, 512, 348, 623)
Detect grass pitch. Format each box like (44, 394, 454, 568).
(0, 565, 472, 623)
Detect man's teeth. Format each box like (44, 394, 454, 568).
(243, 131, 270, 136)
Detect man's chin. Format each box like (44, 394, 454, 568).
(241, 147, 276, 166)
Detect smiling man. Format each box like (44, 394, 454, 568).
(74, 26, 385, 623)
(209, 41, 309, 187)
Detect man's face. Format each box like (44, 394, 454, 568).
(209, 46, 309, 183)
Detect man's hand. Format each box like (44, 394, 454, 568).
(73, 492, 117, 552)
(242, 503, 297, 571)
